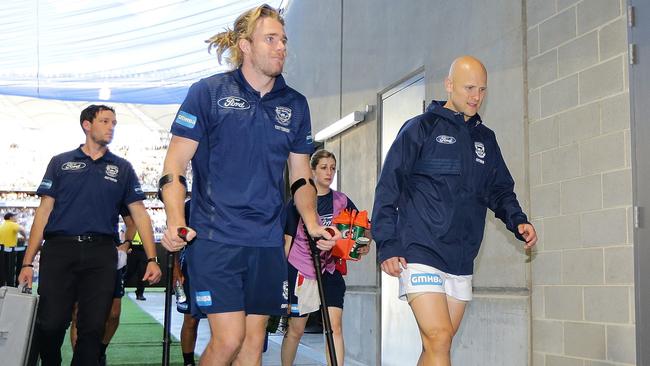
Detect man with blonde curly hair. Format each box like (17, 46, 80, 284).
(159, 4, 340, 365)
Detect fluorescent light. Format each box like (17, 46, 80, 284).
(314, 111, 365, 142)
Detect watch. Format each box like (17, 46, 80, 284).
(147, 257, 159, 264)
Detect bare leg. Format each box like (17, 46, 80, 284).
(70, 303, 78, 349)
(232, 314, 269, 366)
(102, 298, 122, 344)
(446, 296, 466, 336)
(199, 311, 245, 366)
(409, 293, 465, 366)
(281, 316, 309, 366)
(325, 307, 344, 366)
(181, 314, 200, 354)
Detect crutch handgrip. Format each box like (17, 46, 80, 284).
(177, 227, 189, 241)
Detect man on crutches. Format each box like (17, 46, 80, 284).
(158, 5, 340, 365)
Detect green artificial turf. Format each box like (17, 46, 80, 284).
(61, 293, 189, 365)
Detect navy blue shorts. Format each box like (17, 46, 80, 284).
(186, 239, 288, 316)
(113, 266, 127, 298)
(287, 262, 345, 317)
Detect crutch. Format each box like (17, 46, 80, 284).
(162, 227, 189, 366)
(303, 224, 338, 366)
(161, 249, 175, 366)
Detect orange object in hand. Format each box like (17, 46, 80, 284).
(332, 209, 370, 261)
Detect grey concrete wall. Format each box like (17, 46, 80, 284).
(452, 293, 529, 366)
(527, 0, 635, 365)
(283, 0, 532, 364)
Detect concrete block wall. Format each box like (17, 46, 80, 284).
(281, 0, 635, 364)
(527, 0, 635, 364)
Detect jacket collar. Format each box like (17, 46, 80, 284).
(427, 100, 483, 128)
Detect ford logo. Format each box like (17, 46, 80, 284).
(61, 162, 87, 171)
(435, 135, 456, 144)
(217, 96, 250, 110)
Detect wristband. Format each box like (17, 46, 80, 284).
(22, 264, 34, 268)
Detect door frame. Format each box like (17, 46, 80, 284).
(376, 67, 425, 365)
(628, 0, 650, 364)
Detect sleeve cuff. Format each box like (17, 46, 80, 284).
(512, 217, 530, 242)
(377, 240, 403, 264)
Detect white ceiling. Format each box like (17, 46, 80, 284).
(0, 0, 284, 104)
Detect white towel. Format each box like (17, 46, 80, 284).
(294, 271, 320, 315)
(117, 249, 128, 270)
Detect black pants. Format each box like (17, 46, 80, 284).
(126, 246, 147, 296)
(0, 245, 5, 286)
(14, 248, 26, 286)
(35, 237, 116, 366)
(3, 248, 17, 287)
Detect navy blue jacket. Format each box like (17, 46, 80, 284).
(371, 101, 529, 275)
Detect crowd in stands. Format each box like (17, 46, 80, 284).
(0, 131, 187, 241)
(1, 128, 191, 193)
(1, 194, 170, 243)
(0, 205, 33, 234)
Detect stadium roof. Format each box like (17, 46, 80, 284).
(0, 0, 284, 105)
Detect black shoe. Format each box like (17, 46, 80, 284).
(136, 294, 146, 301)
(99, 354, 106, 366)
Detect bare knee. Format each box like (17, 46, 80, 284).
(285, 322, 305, 342)
(183, 318, 199, 333)
(210, 332, 244, 359)
(244, 329, 267, 353)
(330, 321, 343, 338)
(420, 325, 453, 352)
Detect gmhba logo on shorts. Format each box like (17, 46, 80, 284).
(410, 273, 443, 286)
(218, 96, 250, 110)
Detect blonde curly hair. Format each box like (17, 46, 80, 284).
(205, 4, 284, 68)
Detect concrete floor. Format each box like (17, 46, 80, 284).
(127, 292, 326, 365)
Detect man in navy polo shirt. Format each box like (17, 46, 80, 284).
(159, 4, 339, 366)
(18, 105, 162, 366)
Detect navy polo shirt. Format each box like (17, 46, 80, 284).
(171, 69, 314, 247)
(37, 146, 145, 239)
